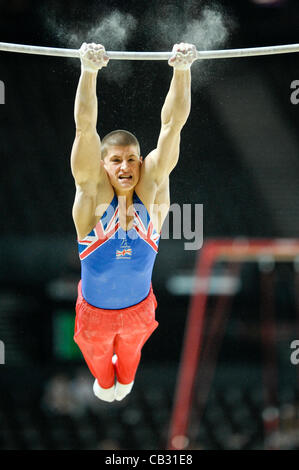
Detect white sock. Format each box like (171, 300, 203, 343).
(93, 379, 115, 403)
(112, 354, 118, 365)
(114, 380, 134, 401)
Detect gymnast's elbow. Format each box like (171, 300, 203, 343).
(75, 120, 97, 136)
(74, 107, 97, 134)
(161, 117, 186, 134)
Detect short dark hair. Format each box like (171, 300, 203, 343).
(101, 130, 140, 159)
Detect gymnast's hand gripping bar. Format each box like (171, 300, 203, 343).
(0, 41, 299, 60)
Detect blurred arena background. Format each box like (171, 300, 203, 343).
(0, 0, 299, 450)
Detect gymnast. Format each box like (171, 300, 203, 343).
(71, 42, 197, 402)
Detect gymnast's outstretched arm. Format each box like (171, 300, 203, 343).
(143, 43, 197, 186)
(70, 43, 112, 240)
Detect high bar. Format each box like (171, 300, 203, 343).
(0, 41, 299, 60)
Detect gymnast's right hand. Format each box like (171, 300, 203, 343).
(79, 42, 109, 72)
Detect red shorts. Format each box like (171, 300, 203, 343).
(74, 281, 159, 389)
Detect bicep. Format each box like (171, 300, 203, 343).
(71, 130, 103, 185)
(72, 182, 99, 240)
(72, 175, 114, 240)
(146, 124, 181, 184)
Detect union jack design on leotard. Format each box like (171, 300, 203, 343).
(78, 193, 160, 260)
(116, 239, 132, 259)
(78, 201, 120, 260)
(133, 208, 159, 253)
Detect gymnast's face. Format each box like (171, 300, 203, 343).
(103, 145, 143, 192)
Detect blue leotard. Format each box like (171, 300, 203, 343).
(78, 192, 160, 309)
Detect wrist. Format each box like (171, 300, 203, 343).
(173, 68, 191, 76)
(81, 64, 99, 74)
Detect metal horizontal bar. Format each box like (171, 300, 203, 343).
(0, 41, 299, 60)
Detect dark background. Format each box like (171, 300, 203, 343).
(0, 0, 299, 450)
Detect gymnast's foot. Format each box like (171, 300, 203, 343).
(114, 380, 134, 401)
(93, 379, 115, 402)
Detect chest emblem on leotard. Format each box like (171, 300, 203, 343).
(78, 193, 160, 261)
(116, 238, 132, 259)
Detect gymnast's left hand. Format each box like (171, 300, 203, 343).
(168, 43, 198, 70)
(79, 42, 109, 72)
